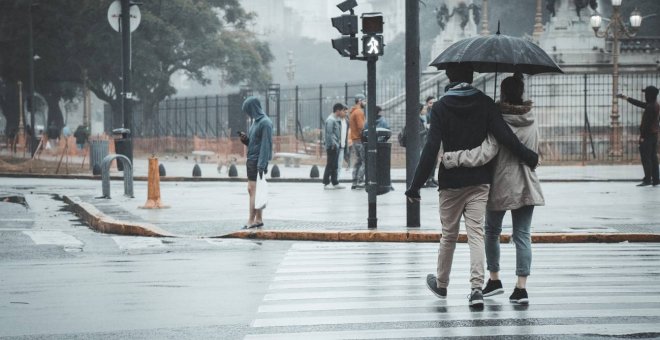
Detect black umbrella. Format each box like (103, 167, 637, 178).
(429, 31, 563, 75)
(429, 26, 562, 97)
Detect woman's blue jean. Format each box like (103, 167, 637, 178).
(485, 205, 535, 277)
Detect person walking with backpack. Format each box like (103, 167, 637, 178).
(617, 86, 659, 187)
(442, 75, 545, 305)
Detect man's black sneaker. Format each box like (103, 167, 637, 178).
(468, 288, 484, 308)
(425, 274, 447, 299)
(482, 279, 504, 297)
(637, 181, 652, 187)
(509, 287, 529, 304)
(351, 184, 365, 190)
(653, 181, 660, 187)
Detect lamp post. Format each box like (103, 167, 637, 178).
(590, 0, 642, 158)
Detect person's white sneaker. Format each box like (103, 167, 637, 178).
(333, 184, 346, 189)
(324, 185, 335, 190)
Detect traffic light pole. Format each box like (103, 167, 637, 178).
(120, 0, 133, 149)
(366, 56, 377, 229)
(405, 0, 420, 227)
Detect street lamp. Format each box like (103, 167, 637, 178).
(590, 1, 642, 158)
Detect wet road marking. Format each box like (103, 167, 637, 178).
(111, 236, 163, 250)
(246, 243, 660, 339)
(22, 230, 83, 252)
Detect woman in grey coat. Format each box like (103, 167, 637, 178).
(442, 75, 544, 305)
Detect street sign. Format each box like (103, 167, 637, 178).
(107, 1, 141, 33)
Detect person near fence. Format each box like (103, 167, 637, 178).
(239, 96, 273, 229)
(424, 96, 440, 188)
(73, 125, 89, 154)
(441, 74, 545, 305)
(337, 104, 349, 179)
(617, 86, 659, 187)
(349, 94, 366, 189)
(323, 103, 346, 190)
(404, 64, 539, 308)
(375, 105, 390, 130)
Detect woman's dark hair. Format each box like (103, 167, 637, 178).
(500, 76, 524, 105)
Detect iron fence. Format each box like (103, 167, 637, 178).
(120, 71, 658, 163)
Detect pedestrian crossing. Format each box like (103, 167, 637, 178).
(245, 242, 660, 339)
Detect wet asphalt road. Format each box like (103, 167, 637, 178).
(1, 189, 660, 339)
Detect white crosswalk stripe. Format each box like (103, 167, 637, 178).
(245, 242, 660, 339)
(22, 230, 83, 252)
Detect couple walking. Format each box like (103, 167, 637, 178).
(405, 64, 544, 308)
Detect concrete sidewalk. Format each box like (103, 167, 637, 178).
(1, 154, 658, 242)
(33, 174, 658, 243)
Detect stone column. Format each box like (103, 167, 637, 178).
(532, 0, 544, 43)
(480, 0, 490, 35)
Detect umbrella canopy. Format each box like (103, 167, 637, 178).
(429, 33, 563, 75)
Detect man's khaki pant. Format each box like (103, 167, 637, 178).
(436, 184, 490, 289)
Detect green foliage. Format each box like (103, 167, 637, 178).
(0, 0, 272, 133)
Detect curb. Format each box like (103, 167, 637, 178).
(63, 195, 175, 238)
(219, 229, 660, 243)
(61, 194, 660, 243)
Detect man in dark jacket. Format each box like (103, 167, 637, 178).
(405, 64, 538, 308)
(618, 86, 659, 186)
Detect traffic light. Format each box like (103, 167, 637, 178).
(362, 34, 384, 57)
(361, 13, 383, 34)
(332, 37, 358, 57)
(332, 14, 357, 35)
(361, 13, 384, 57)
(331, 1, 359, 58)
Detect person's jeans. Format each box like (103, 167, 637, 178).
(437, 184, 490, 289)
(351, 142, 365, 185)
(639, 134, 659, 184)
(485, 205, 535, 277)
(337, 147, 345, 180)
(323, 147, 339, 186)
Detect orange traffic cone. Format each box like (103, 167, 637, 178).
(140, 157, 169, 209)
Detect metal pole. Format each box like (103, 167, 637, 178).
(319, 84, 323, 158)
(120, 0, 133, 157)
(366, 58, 378, 229)
(344, 82, 349, 106)
(295, 86, 299, 140)
(610, 9, 622, 158)
(27, 2, 35, 156)
(277, 87, 281, 137)
(405, 0, 420, 228)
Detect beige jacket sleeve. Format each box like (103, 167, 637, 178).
(441, 133, 499, 169)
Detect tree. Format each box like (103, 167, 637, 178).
(0, 0, 272, 137)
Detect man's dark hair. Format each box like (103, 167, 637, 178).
(445, 63, 473, 84)
(425, 96, 435, 103)
(333, 103, 345, 112)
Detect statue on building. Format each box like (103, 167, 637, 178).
(436, 2, 480, 31)
(547, 0, 598, 18)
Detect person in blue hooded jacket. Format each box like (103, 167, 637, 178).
(238, 96, 273, 228)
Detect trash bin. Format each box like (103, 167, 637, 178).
(112, 128, 132, 171)
(362, 128, 392, 195)
(90, 140, 109, 171)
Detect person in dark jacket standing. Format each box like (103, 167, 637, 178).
(323, 103, 346, 190)
(617, 86, 659, 186)
(405, 64, 539, 308)
(239, 96, 273, 228)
